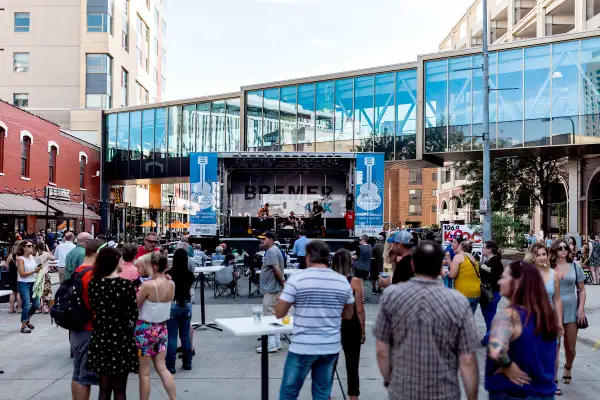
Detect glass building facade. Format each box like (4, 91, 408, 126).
(425, 36, 600, 152)
(246, 69, 418, 160)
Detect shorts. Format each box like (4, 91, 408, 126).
(370, 263, 380, 281)
(135, 320, 167, 357)
(354, 269, 369, 280)
(70, 330, 98, 386)
(263, 292, 280, 316)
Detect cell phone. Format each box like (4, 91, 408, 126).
(269, 322, 283, 327)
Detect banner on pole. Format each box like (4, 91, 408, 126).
(354, 153, 384, 237)
(442, 224, 483, 260)
(190, 153, 218, 236)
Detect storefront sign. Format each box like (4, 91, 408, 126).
(189, 153, 218, 236)
(354, 153, 384, 237)
(113, 187, 124, 206)
(442, 224, 483, 260)
(46, 187, 70, 201)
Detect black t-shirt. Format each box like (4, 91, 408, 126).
(392, 254, 414, 284)
(313, 205, 324, 223)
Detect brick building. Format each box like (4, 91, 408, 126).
(384, 167, 438, 229)
(0, 100, 101, 240)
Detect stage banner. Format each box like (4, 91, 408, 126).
(442, 224, 483, 260)
(354, 153, 384, 237)
(190, 152, 218, 236)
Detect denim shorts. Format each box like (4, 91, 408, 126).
(70, 330, 98, 386)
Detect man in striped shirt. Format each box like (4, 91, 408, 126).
(276, 240, 354, 400)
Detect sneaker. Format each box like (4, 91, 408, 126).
(256, 345, 278, 353)
(277, 343, 283, 350)
(182, 365, 192, 371)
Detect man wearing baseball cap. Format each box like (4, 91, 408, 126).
(380, 231, 415, 289)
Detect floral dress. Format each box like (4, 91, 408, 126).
(87, 277, 139, 374)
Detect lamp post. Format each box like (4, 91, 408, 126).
(168, 194, 174, 240)
(482, 0, 492, 242)
(82, 191, 86, 233)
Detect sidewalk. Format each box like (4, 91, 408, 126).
(575, 283, 600, 348)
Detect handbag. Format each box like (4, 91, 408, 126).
(466, 256, 493, 304)
(577, 267, 588, 329)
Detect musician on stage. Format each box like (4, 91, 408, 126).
(287, 211, 299, 228)
(257, 203, 270, 219)
(310, 201, 325, 237)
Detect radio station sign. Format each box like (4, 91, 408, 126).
(190, 152, 218, 236)
(46, 186, 70, 201)
(442, 224, 483, 260)
(354, 154, 384, 237)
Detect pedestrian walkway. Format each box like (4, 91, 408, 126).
(1, 299, 600, 399)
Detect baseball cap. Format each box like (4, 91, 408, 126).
(386, 232, 398, 243)
(392, 230, 414, 246)
(107, 240, 118, 248)
(257, 231, 276, 240)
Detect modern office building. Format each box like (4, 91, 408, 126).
(440, 0, 600, 51)
(101, 30, 600, 237)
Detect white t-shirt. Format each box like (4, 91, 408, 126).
(17, 255, 38, 283)
(279, 267, 354, 355)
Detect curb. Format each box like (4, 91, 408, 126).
(576, 333, 599, 349)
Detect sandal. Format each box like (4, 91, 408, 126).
(20, 327, 31, 334)
(555, 380, 562, 396)
(26, 322, 35, 330)
(562, 364, 572, 384)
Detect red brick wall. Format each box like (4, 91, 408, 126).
(384, 167, 438, 228)
(0, 101, 100, 232)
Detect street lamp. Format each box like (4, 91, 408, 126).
(168, 194, 174, 240)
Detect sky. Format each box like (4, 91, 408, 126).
(165, 0, 474, 100)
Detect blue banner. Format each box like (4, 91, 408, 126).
(354, 153, 384, 237)
(190, 152, 218, 236)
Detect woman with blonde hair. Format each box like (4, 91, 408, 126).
(524, 241, 564, 396)
(449, 240, 481, 313)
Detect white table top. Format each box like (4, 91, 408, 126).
(215, 316, 293, 336)
(194, 265, 225, 274)
(254, 268, 302, 276)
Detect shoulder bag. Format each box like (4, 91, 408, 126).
(466, 256, 493, 304)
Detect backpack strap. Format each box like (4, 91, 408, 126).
(75, 266, 94, 279)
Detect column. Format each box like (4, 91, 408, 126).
(567, 155, 580, 236)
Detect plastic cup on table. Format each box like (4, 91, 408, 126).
(252, 306, 263, 324)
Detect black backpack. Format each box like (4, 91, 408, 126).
(51, 267, 93, 331)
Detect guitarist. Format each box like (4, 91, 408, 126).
(310, 201, 325, 237)
(257, 203, 270, 230)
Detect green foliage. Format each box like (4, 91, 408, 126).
(471, 212, 527, 249)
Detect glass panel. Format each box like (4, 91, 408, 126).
(182, 104, 195, 156)
(211, 100, 226, 151)
(373, 73, 394, 158)
(315, 81, 334, 152)
(551, 41, 579, 145)
(154, 108, 167, 158)
(424, 59, 448, 153)
(226, 98, 241, 151)
(280, 86, 297, 151)
(15, 13, 30, 32)
(297, 84, 315, 151)
(167, 106, 180, 157)
(354, 76, 374, 150)
(334, 79, 353, 152)
(409, 189, 422, 216)
(473, 53, 497, 149)
(129, 110, 141, 160)
(263, 88, 280, 150)
(580, 38, 600, 140)
(141, 109, 154, 159)
(106, 114, 117, 162)
(524, 45, 551, 147)
(448, 56, 472, 151)
(246, 90, 263, 151)
(117, 112, 129, 162)
(395, 69, 417, 160)
(196, 102, 210, 151)
(497, 49, 523, 148)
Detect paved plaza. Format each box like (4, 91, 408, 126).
(2, 278, 600, 399)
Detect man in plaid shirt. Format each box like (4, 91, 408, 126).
(374, 240, 479, 400)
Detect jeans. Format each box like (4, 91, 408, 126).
(489, 393, 555, 400)
(166, 302, 193, 371)
(17, 281, 39, 323)
(280, 352, 338, 400)
(467, 297, 479, 314)
(481, 292, 502, 345)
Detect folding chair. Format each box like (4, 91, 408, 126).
(248, 266, 261, 298)
(214, 265, 238, 299)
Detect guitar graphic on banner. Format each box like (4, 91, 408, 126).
(357, 156, 381, 211)
(192, 155, 213, 209)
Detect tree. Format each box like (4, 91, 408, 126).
(455, 155, 567, 238)
(470, 212, 526, 249)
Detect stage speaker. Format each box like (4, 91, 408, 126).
(346, 193, 354, 210)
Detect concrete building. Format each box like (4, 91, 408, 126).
(440, 0, 600, 51)
(385, 167, 439, 228)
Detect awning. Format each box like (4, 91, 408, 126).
(0, 194, 57, 216)
(38, 198, 101, 220)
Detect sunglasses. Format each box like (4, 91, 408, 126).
(25, 244, 33, 248)
(557, 245, 568, 251)
(145, 239, 157, 244)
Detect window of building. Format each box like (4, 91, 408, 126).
(13, 53, 29, 73)
(409, 189, 422, 216)
(145, 0, 150, 9)
(13, 93, 29, 107)
(14, 13, 30, 33)
(80, 156, 86, 189)
(87, 13, 113, 34)
(154, 7, 159, 23)
(122, 19, 129, 51)
(136, 15, 149, 71)
(442, 168, 452, 184)
(432, 172, 438, 181)
(135, 82, 149, 105)
(153, 67, 158, 83)
(0, 127, 4, 173)
(409, 168, 422, 185)
(455, 169, 466, 181)
(86, 54, 111, 74)
(121, 68, 128, 107)
(432, 189, 437, 197)
(49, 146, 57, 183)
(85, 54, 113, 109)
(432, 204, 437, 212)
(21, 137, 31, 178)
